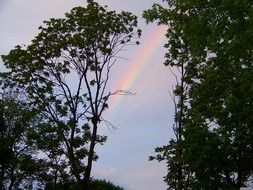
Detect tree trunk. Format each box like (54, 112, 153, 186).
(65, 138, 82, 185)
(83, 118, 98, 190)
(82, 179, 91, 190)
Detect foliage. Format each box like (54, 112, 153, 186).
(144, 1, 193, 189)
(90, 179, 124, 190)
(144, 0, 253, 189)
(0, 91, 44, 190)
(1, 0, 141, 189)
(44, 179, 124, 190)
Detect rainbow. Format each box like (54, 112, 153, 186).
(107, 25, 167, 120)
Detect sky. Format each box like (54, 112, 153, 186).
(0, 1, 176, 189)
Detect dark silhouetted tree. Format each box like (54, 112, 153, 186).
(0, 90, 44, 190)
(1, 1, 141, 189)
(44, 178, 124, 190)
(144, 0, 253, 189)
(144, 2, 194, 189)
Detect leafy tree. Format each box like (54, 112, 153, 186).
(148, 39, 192, 189)
(45, 179, 124, 190)
(1, 0, 141, 189)
(144, 0, 253, 189)
(0, 90, 43, 190)
(144, 2, 194, 189)
(90, 179, 124, 190)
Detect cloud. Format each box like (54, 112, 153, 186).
(92, 162, 167, 190)
(122, 162, 167, 190)
(93, 167, 118, 178)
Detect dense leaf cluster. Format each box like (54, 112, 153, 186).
(45, 179, 124, 190)
(0, 92, 46, 190)
(144, 0, 253, 189)
(0, 0, 140, 189)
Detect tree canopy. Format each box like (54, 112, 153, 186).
(1, 0, 141, 189)
(144, 0, 253, 189)
(0, 91, 45, 190)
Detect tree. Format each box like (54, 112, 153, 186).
(90, 179, 124, 190)
(144, 0, 253, 189)
(0, 90, 43, 190)
(144, 2, 194, 189)
(1, 0, 141, 189)
(45, 178, 124, 190)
